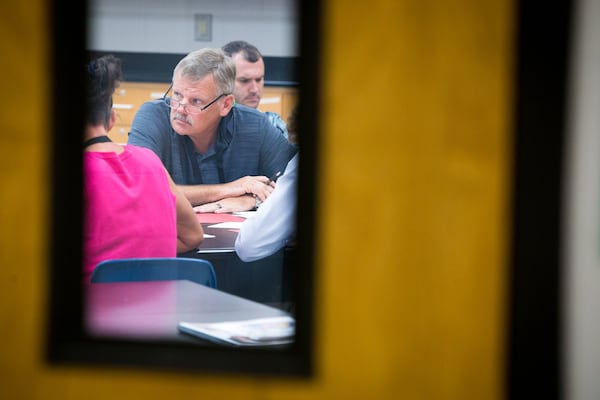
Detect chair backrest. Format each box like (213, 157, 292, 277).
(90, 257, 217, 288)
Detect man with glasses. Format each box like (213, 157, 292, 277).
(128, 48, 297, 213)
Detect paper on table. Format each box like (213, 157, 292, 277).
(178, 316, 295, 346)
(232, 211, 257, 219)
(207, 221, 244, 229)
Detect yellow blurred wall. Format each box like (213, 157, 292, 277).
(0, 0, 514, 399)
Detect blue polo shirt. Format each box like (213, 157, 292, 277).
(128, 99, 297, 185)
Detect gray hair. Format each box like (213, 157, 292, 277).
(172, 48, 235, 95)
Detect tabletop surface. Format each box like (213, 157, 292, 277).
(84, 280, 291, 342)
(196, 212, 246, 253)
(178, 210, 292, 304)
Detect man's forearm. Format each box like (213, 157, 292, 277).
(179, 175, 272, 206)
(179, 184, 230, 206)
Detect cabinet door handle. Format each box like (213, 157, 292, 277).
(113, 103, 134, 110)
(259, 97, 281, 105)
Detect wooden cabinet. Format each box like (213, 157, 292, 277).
(259, 86, 298, 125)
(109, 82, 169, 143)
(109, 82, 298, 144)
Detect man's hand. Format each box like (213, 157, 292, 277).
(225, 176, 275, 201)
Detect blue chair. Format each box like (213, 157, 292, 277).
(90, 257, 217, 288)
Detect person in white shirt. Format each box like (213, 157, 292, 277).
(235, 153, 298, 262)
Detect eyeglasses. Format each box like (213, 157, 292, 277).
(161, 83, 228, 114)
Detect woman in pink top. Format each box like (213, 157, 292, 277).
(82, 55, 204, 283)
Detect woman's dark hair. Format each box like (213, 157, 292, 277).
(86, 55, 122, 128)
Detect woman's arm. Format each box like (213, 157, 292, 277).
(165, 170, 205, 253)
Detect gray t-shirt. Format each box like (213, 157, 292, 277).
(128, 100, 297, 185)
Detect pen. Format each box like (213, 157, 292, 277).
(268, 171, 282, 184)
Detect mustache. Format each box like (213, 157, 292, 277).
(172, 113, 192, 125)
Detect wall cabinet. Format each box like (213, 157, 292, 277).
(109, 82, 168, 143)
(259, 86, 298, 125)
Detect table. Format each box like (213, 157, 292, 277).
(195, 212, 244, 253)
(85, 280, 292, 343)
(180, 212, 294, 305)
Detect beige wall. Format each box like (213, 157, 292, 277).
(0, 0, 514, 398)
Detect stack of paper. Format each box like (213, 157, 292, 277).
(178, 316, 295, 346)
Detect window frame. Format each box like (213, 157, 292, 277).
(46, 0, 319, 377)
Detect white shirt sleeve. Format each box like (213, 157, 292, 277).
(235, 154, 298, 262)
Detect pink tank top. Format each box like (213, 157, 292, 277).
(83, 145, 177, 283)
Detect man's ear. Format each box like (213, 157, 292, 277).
(220, 94, 236, 116)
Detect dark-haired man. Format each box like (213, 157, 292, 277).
(222, 40, 289, 139)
